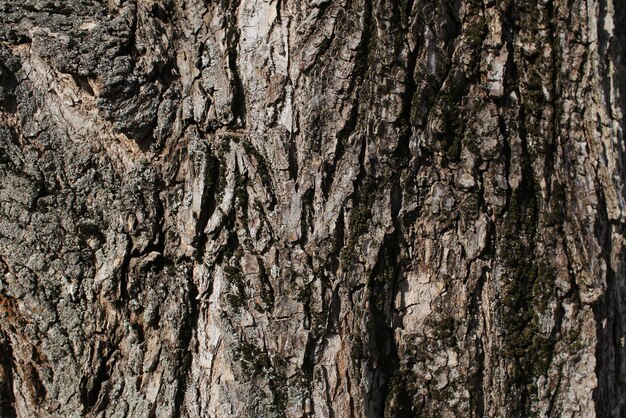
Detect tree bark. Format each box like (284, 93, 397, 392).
(0, 0, 625, 416)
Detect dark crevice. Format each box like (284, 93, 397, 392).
(241, 139, 276, 210)
(326, 284, 342, 335)
(592, 188, 626, 416)
(151, 174, 167, 257)
(366, 229, 403, 417)
(223, 0, 246, 127)
(287, 133, 299, 181)
(596, 11, 626, 414)
(26, 363, 46, 403)
(257, 261, 275, 313)
(81, 341, 115, 412)
(118, 235, 132, 305)
(496, 2, 564, 412)
(472, 338, 485, 418)
(171, 146, 218, 416)
(71, 74, 95, 96)
(0, 94, 16, 114)
(149, 1, 174, 22)
(333, 207, 346, 256)
(300, 187, 314, 245)
(0, 60, 19, 114)
(367, 174, 405, 416)
(393, 10, 418, 171)
(83, 359, 108, 410)
(301, 324, 317, 394)
(116, 3, 138, 60)
(543, 0, 560, 184)
(147, 58, 179, 90)
(194, 150, 219, 263)
(0, 332, 16, 418)
(173, 262, 199, 418)
(28, 178, 49, 211)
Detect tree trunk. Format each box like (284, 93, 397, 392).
(0, 0, 625, 416)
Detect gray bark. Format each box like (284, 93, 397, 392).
(0, 0, 625, 416)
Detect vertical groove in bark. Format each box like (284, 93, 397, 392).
(0, 332, 16, 418)
(224, 0, 246, 127)
(591, 0, 626, 415)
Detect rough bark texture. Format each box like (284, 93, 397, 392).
(0, 0, 625, 417)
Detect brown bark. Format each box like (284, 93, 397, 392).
(0, 0, 625, 416)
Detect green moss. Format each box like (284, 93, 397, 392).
(463, 128, 480, 155)
(234, 173, 248, 206)
(236, 340, 271, 378)
(350, 332, 365, 362)
(219, 138, 232, 154)
(296, 284, 311, 306)
(350, 207, 373, 239)
(410, 82, 428, 126)
(397, 252, 412, 267)
(235, 339, 291, 413)
(224, 264, 246, 309)
(47, 285, 61, 300)
(233, 168, 250, 229)
(500, 259, 555, 399)
(521, 72, 546, 144)
(258, 263, 274, 312)
(166, 264, 176, 276)
(340, 177, 378, 265)
(444, 113, 464, 160)
(372, 255, 395, 311)
(399, 0, 411, 25)
(461, 194, 480, 219)
(533, 262, 556, 312)
(431, 314, 457, 347)
(568, 330, 584, 354)
(444, 135, 462, 161)
(214, 142, 229, 200)
(497, 166, 559, 411)
(466, 17, 487, 47)
(439, 82, 467, 162)
(385, 366, 416, 417)
(312, 309, 329, 336)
